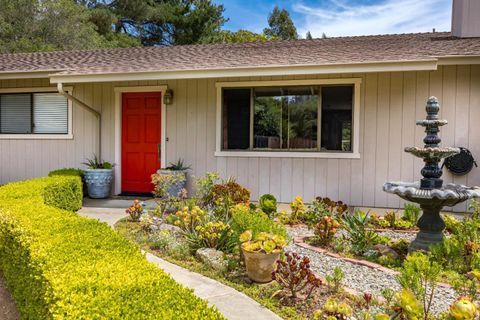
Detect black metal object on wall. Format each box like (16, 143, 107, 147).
(443, 147, 477, 176)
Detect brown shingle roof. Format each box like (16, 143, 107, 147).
(1, 32, 479, 76)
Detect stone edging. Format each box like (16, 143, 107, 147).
(293, 236, 452, 290)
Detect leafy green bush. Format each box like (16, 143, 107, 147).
(302, 200, 330, 226)
(48, 167, 84, 178)
(431, 214, 480, 274)
(230, 204, 287, 244)
(0, 177, 223, 319)
(43, 176, 83, 211)
(396, 252, 442, 318)
(402, 204, 421, 225)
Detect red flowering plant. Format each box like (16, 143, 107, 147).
(126, 199, 144, 222)
(272, 252, 323, 300)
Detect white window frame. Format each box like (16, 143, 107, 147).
(215, 78, 361, 159)
(0, 87, 73, 140)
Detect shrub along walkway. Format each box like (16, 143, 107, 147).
(79, 201, 281, 320)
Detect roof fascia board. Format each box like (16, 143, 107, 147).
(437, 56, 480, 65)
(0, 71, 52, 80)
(49, 60, 438, 84)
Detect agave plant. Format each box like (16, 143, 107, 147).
(341, 210, 379, 255)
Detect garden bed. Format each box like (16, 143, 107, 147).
(113, 171, 480, 320)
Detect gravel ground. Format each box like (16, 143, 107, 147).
(285, 225, 417, 242)
(285, 226, 457, 314)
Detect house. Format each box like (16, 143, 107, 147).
(0, 0, 479, 210)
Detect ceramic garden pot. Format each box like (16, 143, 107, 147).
(242, 248, 280, 283)
(156, 169, 187, 197)
(84, 169, 113, 199)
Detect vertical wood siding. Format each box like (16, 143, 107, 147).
(1, 66, 479, 210)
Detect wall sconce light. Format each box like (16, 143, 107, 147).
(164, 89, 173, 105)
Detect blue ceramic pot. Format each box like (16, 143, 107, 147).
(84, 169, 113, 199)
(156, 169, 187, 197)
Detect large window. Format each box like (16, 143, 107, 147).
(221, 83, 355, 154)
(0, 92, 69, 135)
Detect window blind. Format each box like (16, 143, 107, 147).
(0, 94, 32, 134)
(0, 92, 68, 135)
(33, 93, 68, 134)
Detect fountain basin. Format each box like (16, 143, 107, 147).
(383, 181, 480, 207)
(404, 147, 460, 161)
(384, 181, 480, 251)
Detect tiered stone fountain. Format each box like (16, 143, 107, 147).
(383, 97, 480, 251)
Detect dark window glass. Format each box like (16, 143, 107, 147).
(222, 89, 250, 150)
(0, 94, 32, 134)
(321, 86, 353, 151)
(254, 87, 318, 150)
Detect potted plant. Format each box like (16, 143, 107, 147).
(152, 159, 190, 198)
(82, 155, 114, 199)
(240, 230, 286, 283)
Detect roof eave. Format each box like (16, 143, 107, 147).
(48, 60, 439, 84)
(0, 70, 57, 80)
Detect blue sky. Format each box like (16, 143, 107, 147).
(214, 0, 452, 37)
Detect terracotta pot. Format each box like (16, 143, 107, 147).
(242, 248, 280, 283)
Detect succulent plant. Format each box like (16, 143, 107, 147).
(240, 231, 286, 254)
(174, 206, 207, 232)
(320, 298, 353, 319)
(271, 252, 322, 299)
(393, 289, 423, 319)
(449, 297, 478, 320)
(125, 199, 145, 222)
(314, 215, 340, 246)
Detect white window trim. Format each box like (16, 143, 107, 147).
(0, 87, 73, 140)
(215, 78, 361, 159)
(113, 85, 168, 195)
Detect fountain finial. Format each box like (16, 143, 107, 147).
(425, 96, 440, 121)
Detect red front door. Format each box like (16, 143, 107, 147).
(121, 92, 161, 193)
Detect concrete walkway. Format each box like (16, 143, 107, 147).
(78, 201, 281, 320)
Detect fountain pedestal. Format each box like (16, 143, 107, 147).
(383, 97, 480, 251)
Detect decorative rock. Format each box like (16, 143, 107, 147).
(158, 223, 182, 236)
(196, 248, 227, 272)
(372, 244, 400, 260)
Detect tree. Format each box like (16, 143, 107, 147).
(208, 29, 274, 43)
(84, 0, 227, 46)
(0, 0, 115, 53)
(263, 6, 298, 40)
(305, 31, 313, 40)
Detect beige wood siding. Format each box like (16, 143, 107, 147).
(1, 66, 479, 210)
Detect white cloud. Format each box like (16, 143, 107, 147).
(293, 0, 452, 37)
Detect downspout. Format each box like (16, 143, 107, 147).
(57, 83, 102, 160)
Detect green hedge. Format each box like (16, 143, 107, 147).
(0, 177, 223, 319)
(48, 168, 84, 178)
(43, 176, 83, 211)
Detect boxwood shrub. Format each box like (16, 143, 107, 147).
(43, 176, 83, 211)
(48, 168, 84, 178)
(0, 177, 223, 319)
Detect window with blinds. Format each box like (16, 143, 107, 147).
(0, 92, 68, 134)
